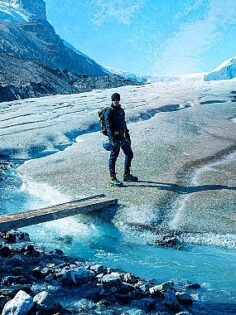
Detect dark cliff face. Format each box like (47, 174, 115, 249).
(0, 0, 108, 76)
(0, 53, 134, 103)
(0, 19, 107, 77)
(0, 1, 135, 102)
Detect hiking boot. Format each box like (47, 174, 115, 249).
(123, 172, 138, 182)
(110, 175, 123, 186)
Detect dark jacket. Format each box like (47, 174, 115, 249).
(104, 105, 129, 142)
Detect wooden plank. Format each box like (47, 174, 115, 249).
(0, 194, 118, 232)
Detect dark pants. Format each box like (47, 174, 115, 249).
(109, 140, 133, 176)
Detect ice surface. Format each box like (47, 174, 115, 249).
(204, 56, 236, 81)
(1, 79, 236, 309)
(1, 78, 236, 244)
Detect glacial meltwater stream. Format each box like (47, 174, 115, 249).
(1, 80, 236, 314)
(1, 159, 236, 315)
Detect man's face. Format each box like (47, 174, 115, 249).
(112, 99, 120, 106)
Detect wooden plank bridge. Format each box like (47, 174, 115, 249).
(0, 194, 118, 232)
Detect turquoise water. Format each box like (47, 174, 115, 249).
(1, 163, 236, 314)
(21, 209, 236, 314)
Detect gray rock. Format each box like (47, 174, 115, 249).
(0, 246, 12, 258)
(121, 282, 135, 293)
(131, 297, 155, 312)
(123, 272, 138, 284)
(90, 264, 105, 274)
(0, 295, 11, 311)
(33, 291, 61, 313)
(176, 292, 193, 305)
(61, 267, 95, 286)
(186, 282, 201, 289)
(1, 276, 29, 286)
(96, 273, 105, 282)
(32, 267, 44, 278)
(12, 267, 24, 276)
(9, 255, 24, 267)
(149, 285, 162, 296)
(96, 299, 111, 307)
(45, 274, 53, 282)
(149, 281, 174, 295)
(101, 272, 122, 286)
(84, 287, 102, 300)
(0, 231, 30, 243)
(0, 286, 31, 298)
(163, 288, 180, 311)
(2, 290, 34, 315)
(114, 293, 131, 304)
(75, 298, 97, 312)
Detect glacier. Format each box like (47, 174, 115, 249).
(0, 77, 236, 313)
(204, 56, 236, 81)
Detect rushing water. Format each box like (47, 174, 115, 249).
(1, 161, 236, 314)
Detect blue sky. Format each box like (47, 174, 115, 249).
(44, 0, 236, 76)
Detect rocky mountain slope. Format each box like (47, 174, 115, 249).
(204, 56, 236, 81)
(0, 0, 108, 77)
(0, 0, 134, 102)
(0, 53, 133, 102)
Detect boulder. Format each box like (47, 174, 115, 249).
(149, 281, 174, 295)
(84, 287, 102, 301)
(101, 272, 122, 286)
(131, 297, 155, 312)
(12, 267, 24, 276)
(32, 267, 45, 279)
(1, 276, 29, 286)
(123, 273, 138, 284)
(2, 290, 34, 315)
(49, 249, 64, 256)
(0, 286, 31, 298)
(33, 291, 62, 314)
(163, 288, 180, 311)
(90, 264, 105, 274)
(114, 293, 131, 304)
(0, 295, 11, 311)
(61, 267, 95, 286)
(0, 246, 12, 258)
(138, 283, 150, 293)
(120, 282, 135, 293)
(9, 255, 24, 267)
(1, 231, 30, 243)
(176, 292, 193, 305)
(186, 282, 201, 289)
(23, 245, 34, 254)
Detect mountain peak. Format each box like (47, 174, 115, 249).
(0, 0, 46, 21)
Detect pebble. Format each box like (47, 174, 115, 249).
(0, 230, 198, 314)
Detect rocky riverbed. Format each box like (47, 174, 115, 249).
(0, 231, 197, 315)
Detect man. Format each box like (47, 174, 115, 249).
(104, 92, 138, 186)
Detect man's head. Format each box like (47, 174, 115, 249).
(111, 93, 120, 106)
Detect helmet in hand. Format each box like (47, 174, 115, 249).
(102, 139, 112, 151)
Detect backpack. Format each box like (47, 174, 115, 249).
(98, 107, 110, 136)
